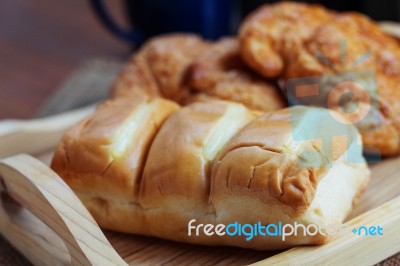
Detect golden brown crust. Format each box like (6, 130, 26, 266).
(51, 96, 179, 202)
(110, 34, 210, 103)
(140, 100, 257, 209)
(190, 38, 286, 112)
(239, 2, 334, 78)
(240, 2, 400, 156)
(110, 54, 162, 99)
(359, 117, 400, 156)
(51, 100, 369, 250)
(211, 107, 353, 213)
(281, 13, 400, 156)
(283, 13, 400, 78)
(111, 34, 287, 113)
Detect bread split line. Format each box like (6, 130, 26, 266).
(51, 96, 370, 249)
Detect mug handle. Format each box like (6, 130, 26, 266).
(90, 0, 143, 45)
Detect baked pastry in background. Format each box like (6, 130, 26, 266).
(190, 38, 286, 112)
(282, 13, 400, 156)
(111, 34, 287, 112)
(51, 97, 369, 250)
(240, 2, 400, 156)
(110, 34, 210, 104)
(239, 2, 334, 78)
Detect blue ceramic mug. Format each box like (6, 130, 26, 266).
(91, 0, 237, 46)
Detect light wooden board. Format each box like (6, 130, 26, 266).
(0, 107, 400, 265)
(2, 149, 400, 265)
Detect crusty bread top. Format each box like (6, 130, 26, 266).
(139, 100, 258, 209)
(51, 96, 179, 202)
(52, 98, 363, 218)
(211, 106, 361, 213)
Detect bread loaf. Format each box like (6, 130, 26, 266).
(51, 97, 369, 250)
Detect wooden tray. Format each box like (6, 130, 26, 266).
(1, 106, 400, 266)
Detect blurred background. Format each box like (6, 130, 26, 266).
(0, 1, 130, 119)
(1, 0, 399, 119)
(243, 0, 400, 20)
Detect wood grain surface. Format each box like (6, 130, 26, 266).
(0, 155, 127, 266)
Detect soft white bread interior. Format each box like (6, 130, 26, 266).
(51, 99, 369, 250)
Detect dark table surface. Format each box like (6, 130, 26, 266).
(0, 0, 131, 119)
